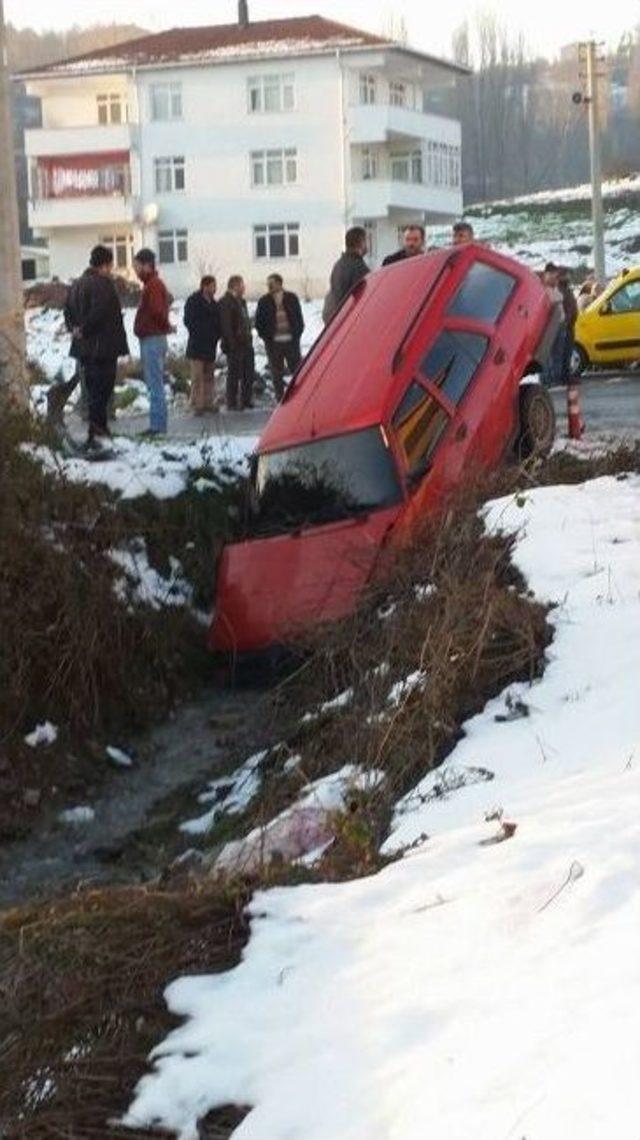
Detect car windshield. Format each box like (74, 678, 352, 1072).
(253, 426, 403, 535)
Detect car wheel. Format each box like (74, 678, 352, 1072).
(570, 344, 589, 377)
(517, 384, 556, 460)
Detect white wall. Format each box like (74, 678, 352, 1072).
(131, 55, 346, 297)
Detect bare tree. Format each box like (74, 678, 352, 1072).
(381, 9, 408, 46)
(0, 0, 26, 406)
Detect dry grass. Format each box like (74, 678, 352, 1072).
(0, 881, 249, 1139)
(195, 478, 551, 875)
(0, 412, 241, 833)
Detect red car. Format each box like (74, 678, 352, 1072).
(211, 244, 557, 657)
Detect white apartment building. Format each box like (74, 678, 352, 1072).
(20, 10, 467, 298)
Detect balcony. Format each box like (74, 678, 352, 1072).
(349, 103, 460, 146)
(29, 157, 134, 229)
(25, 122, 135, 158)
(351, 178, 462, 220)
(29, 196, 135, 229)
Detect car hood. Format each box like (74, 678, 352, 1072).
(210, 507, 399, 654)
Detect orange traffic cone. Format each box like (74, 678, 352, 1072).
(566, 383, 585, 440)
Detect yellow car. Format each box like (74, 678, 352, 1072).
(573, 267, 640, 373)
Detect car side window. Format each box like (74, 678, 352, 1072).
(419, 330, 488, 404)
(447, 262, 516, 322)
(392, 382, 449, 474)
(608, 280, 640, 314)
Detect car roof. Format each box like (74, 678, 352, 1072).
(258, 244, 537, 453)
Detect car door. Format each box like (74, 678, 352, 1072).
(592, 277, 640, 364)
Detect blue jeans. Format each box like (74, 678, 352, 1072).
(139, 335, 168, 433)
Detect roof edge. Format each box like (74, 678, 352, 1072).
(17, 43, 471, 82)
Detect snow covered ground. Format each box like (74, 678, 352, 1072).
(25, 433, 257, 500)
(433, 173, 640, 276)
(124, 473, 640, 1140)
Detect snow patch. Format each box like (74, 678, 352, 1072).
(24, 721, 58, 748)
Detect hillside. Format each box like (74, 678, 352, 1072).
(436, 173, 640, 277)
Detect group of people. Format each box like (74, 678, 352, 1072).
(57, 218, 492, 449)
(56, 245, 307, 447)
(60, 244, 174, 446)
(322, 221, 475, 320)
(183, 271, 304, 414)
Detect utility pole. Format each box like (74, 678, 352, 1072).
(577, 41, 606, 286)
(0, 0, 27, 407)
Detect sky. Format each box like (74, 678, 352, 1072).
(7, 0, 640, 60)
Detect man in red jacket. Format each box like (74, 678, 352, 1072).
(133, 248, 173, 436)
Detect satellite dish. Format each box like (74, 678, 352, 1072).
(143, 202, 159, 225)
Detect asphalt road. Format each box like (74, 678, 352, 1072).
(551, 373, 640, 440)
(67, 372, 639, 445)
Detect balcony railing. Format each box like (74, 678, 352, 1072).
(33, 163, 131, 201)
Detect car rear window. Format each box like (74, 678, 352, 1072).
(253, 426, 402, 535)
(447, 262, 516, 322)
(419, 330, 488, 404)
(393, 383, 449, 474)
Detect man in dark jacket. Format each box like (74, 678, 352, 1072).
(218, 275, 255, 411)
(254, 274, 304, 401)
(323, 226, 369, 324)
(65, 244, 129, 447)
(184, 275, 220, 414)
(558, 269, 579, 383)
(382, 224, 426, 266)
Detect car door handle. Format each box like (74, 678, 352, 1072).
(455, 422, 468, 442)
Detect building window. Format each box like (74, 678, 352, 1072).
(154, 156, 186, 193)
(253, 222, 300, 259)
(359, 73, 377, 105)
(391, 149, 422, 183)
(389, 81, 407, 108)
(150, 83, 183, 122)
(426, 142, 461, 189)
(97, 93, 127, 124)
(158, 228, 188, 264)
(247, 74, 295, 113)
(361, 147, 378, 180)
(100, 233, 134, 271)
(251, 148, 298, 186)
(363, 220, 377, 260)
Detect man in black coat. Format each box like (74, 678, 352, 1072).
(184, 275, 220, 414)
(323, 226, 369, 323)
(254, 274, 304, 401)
(65, 244, 129, 446)
(382, 224, 426, 266)
(218, 275, 255, 411)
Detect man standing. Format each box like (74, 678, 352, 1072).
(323, 226, 369, 323)
(218, 275, 255, 411)
(452, 221, 475, 245)
(184, 275, 220, 414)
(255, 274, 304, 401)
(558, 269, 578, 382)
(382, 224, 426, 266)
(133, 248, 172, 437)
(66, 244, 128, 449)
(541, 263, 565, 387)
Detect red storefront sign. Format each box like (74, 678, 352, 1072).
(36, 152, 130, 198)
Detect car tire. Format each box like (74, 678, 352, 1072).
(517, 384, 556, 460)
(570, 343, 589, 377)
